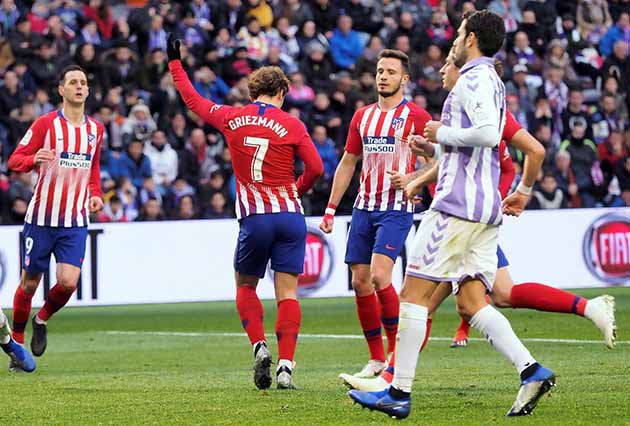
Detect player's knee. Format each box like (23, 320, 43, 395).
(351, 276, 373, 296)
(455, 300, 475, 321)
(370, 269, 389, 290)
(490, 287, 511, 308)
(57, 274, 78, 292)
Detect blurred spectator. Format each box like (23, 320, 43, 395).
(266, 16, 300, 64)
(545, 39, 578, 83)
(599, 12, 629, 57)
(97, 194, 128, 223)
(216, 0, 246, 35)
(517, 9, 545, 53)
(0, 0, 20, 37)
(329, 15, 364, 71)
(426, 10, 454, 49)
(530, 172, 568, 209)
(296, 19, 328, 54)
(561, 89, 593, 141)
(223, 45, 257, 86)
(193, 65, 229, 104)
(246, 0, 274, 30)
(144, 130, 178, 192)
(137, 197, 164, 221)
(122, 103, 157, 145)
(489, 0, 522, 34)
(300, 41, 333, 92)
(237, 16, 268, 62)
(601, 40, 629, 101)
(285, 71, 314, 109)
(173, 194, 198, 220)
(205, 191, 231, 219)
(312, 124, 338, 181)
(116, 177, 139, 221)
(577, 0, 613, 45)
(147, 14, 168, 53)
(508, 31, 542, 74)
(6, 196, 27, 224)
(560, 123, 599, 207)
(103, 42, 141, 93)
(311, 0, 338, 36)
(592, 92, 626, 144)
(505, 64, 537, 110)
(118, 139, 152, 189)
(615, 156, 630, 205)
(276, 0, 313, 28)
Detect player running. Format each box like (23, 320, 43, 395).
(8, 65, 104, 366)
(0, 308, 35, 372)
(348, 10, 555, 419)
(340, 49, 616, 398)
(425, 55, 617, 350)
(319, 49, 430, 379)
(167, 35, 323, 390)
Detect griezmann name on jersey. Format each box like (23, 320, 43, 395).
(8, 110, 104, 227)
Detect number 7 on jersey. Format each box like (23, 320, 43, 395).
(244, 136, 269, 182)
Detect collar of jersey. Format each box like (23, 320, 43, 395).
(57, 109, 87, 126)
(253, 101, 276, 108)
(376, 98, 407, 111)
(460, 56, 495, 75)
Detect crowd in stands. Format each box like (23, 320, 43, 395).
(0, 0, 628, 224)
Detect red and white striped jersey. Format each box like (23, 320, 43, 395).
(8, 110, 104, 227)
(345, 100, 431, 212)
(169, 60, 323, 219)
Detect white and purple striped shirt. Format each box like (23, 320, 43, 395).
(431, 57, 506, 225)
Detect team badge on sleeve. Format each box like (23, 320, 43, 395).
(19, 129, 33, 146)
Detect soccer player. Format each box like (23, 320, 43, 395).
(340, 51, 616, 396)
(319, 49, 431, 378)
(167, 35, 323, 390)
(427, 56, 617, 350)
(349, 11, 554, 419)
(0, 308, 35, 372)
(8, 65, 104, 365)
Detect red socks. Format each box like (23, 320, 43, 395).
(276, 299, 301, 361)
(37, 284, 75, 322)
(356, 293, 386, 362)
(376, 284, 399, 355)
(510, 282, 587, 316)
(236, 286, 266, 345)
(12, 286, 35, 344)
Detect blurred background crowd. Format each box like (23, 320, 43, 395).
(0, 0, 628, 224)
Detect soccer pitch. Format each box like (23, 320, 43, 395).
(2, 288, 628, 425)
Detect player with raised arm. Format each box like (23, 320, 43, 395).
(167, 35, 323, 390)
(343, 52, 616, 394)
(8, 65, 104, 368)
(348, 11, 555, 419)
(0, 308, 35, 372)
(319, 49, 431, 379)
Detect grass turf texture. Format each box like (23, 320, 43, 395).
(1, 288, 628, 425)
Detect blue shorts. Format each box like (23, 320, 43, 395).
(22, 223, 88, 274)
(345, 208, 413, 265)
(234, 212, 307, 278)
(497, 245, 509, 268)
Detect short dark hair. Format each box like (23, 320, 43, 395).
(248, 66, 290, 99)
(377, 49, 410, 75)
(463, 10, 506, 57)
(59, 65, 88, 84)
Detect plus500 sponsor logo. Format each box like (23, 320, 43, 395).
(583, 213, 630, 284)
(59, 152, 92, 169)
(364, 136, 395, 153)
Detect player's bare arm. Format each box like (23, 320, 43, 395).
(502, 129, 545, 217)
(405, 162, 438, 202)
(319, 151, 359, 234)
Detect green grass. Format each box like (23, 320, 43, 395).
(1, 288, 629, 425)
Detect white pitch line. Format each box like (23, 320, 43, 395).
(102, 331, 627, 345)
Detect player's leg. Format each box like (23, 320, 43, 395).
(273, 272, 300, 389)
(371, 210, 413, 359)
(269, 212, 306, 389)
(0, 307, 35, 372)
(13, 223, 51, 344)
(233, 214, 273, 389)
(345, 209, 386, 376)
(457, 228, 554, 417)
(31, 227, 87, 356)
(490, 248, 616, 347)
(450, 245, 509, 348)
